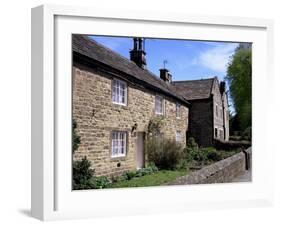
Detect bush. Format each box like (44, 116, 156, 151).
(135, 164, 159, 177)
(203, 147, 222, 162)
(242, 127, 252, 141)
(72, 156, 95, 190)
(72, 120, 81, 153)
(176, 159, 189, 170)
(187, 137, 199, 149)
(90, 176, 112, 189)
(185, 147, 207, 164)
(122, 171, 137, 180)
(146, 138, 184, 170)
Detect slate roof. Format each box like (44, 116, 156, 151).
(72, 35, 189, 105)
(172, 78, 215, 100)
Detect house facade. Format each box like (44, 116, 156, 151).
(173, 77, 229, 147)
(72, 36, 189, 177)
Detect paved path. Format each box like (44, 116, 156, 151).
(231, 170, 252, 182)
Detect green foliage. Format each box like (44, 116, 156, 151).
(90, 176, 112, 189)
(72, 120, 81, 153)
(122, 171, 137, 180)
(187, 137, 198, 149)
(226, 47, 252, 131)
(185, 146, 207, 165)
(72, 156, 95, 190)
(121, 164, 159, 181)
(147, 116, 164, 135)
(202, 147, 222, 162)
(146, 138, 184, 170)
(135, 164, 159, 177)
(110, 170, 188, 188)
(242, 126, 252, 141)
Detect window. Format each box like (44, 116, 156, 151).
(111, 131, 127, 157)
(176, 102, 181, 118)
(112, 79, 127, 105)
(215, 105, 218, 117)
(214, 128, 218, 138)
(155, 95, 164, 115)
(219, 130, 224, 140)
(176, 131, 182, 142)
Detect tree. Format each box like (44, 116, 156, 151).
(226, 45, 252, 131)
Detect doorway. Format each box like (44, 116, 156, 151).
(136, 132, 145, 169)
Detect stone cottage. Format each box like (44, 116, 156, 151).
(172, 78, 229, 147)
(72, 35, 190, 177)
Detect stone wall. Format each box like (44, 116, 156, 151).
(212, 78, 229, 141)
(72, 63, 189, 177)
(188, 79, 230, 147)
(188, 99, 213, 147)
(168, 148, 252, 185)
(213, 139, 251, 150)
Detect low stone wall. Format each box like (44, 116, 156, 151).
(213, 139, 251, 150)
(169, 147, 252, 185)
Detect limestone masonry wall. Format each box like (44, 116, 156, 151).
(72, 64, 189, 177)
(168, 147, 252, 185)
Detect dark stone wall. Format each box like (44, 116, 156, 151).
(188, 99, 213, 147)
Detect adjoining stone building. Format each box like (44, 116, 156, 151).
(72, 35, 190, 177)
(172, 78, 230, 147)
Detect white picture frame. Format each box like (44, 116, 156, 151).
(31, 4, 274, 221)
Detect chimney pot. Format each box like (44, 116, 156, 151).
(130, 38, 146, 69)
(160, 68, 172, 83)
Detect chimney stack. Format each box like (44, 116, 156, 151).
(130, 38, 147, 69)
(220, 81, 226, 94)
(160, 68, 172, 83)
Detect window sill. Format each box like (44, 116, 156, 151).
(112, 102, 127, 106)
(110, 155, 127, 162)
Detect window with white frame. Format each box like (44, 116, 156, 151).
(155, 95, 164, 115)
(176, 131, 182, 142)
(176, 102, 181, 118)
(111, 131, 127, 157)
(112, 79, 127, 105)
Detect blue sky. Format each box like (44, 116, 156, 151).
(89, 35, 241, 112)
(89, 35, 239, 82)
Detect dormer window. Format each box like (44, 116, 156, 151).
(155, 95, 164, 115)
(112, 79, 127, 105)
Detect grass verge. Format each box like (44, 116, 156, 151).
(109, 169, 188, 188)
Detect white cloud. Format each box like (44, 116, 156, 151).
(197, 43, 238, 73)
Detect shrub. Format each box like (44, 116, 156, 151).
(203, 147, 222, 162)
(91, 176, 112, 189)
(122, 171, 137, 180)
(242, 127, 252, 141)
(187, 137, 198, 149)
(185, 147, 207, 164)
(146, 138, 184, 170)
(147, 117, 164, 135)
(72, 120, 81, 153)
(72, 156, 95, 190)
(135, 164, 159, 177)
(176, 159, 188, 170)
